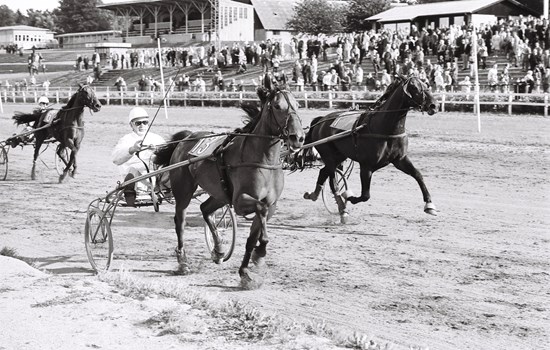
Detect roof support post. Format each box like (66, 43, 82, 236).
(176, 3, 192, 34)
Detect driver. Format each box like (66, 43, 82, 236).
(112, 107, 165, 206)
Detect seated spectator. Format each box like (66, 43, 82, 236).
(522, 70, 535, 93)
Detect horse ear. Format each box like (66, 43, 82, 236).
(257, 86, 269, 103)
(263, 73, 272, 90)
(403, 79, 413, 98)
(78, 83, 83, 89)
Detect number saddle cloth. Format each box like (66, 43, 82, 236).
(329, 110, 363, 132)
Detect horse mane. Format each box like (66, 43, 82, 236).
(236, 100, 261, 134)
(369, 75, 405, 112)
(60, 91, 78, 110)
(154, 130, 193, 167)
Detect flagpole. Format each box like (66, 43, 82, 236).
(472, 26, 481, 132)
(157, 37, 169, 119)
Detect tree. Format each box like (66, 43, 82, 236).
(27, 10, 57, 32)
(14, 10, 28, 25)
(53, 0, 113, 34)
(0, 5, 16, 27)
(286, 0, 347, 36)
(345, 0, 391, 32)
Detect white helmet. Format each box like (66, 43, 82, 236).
(38, 96, 49, 104)
(128, 107, 148, 123)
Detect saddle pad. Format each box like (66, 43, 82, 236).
(329, 111, 362, 132)
(188, 134, 227, 158)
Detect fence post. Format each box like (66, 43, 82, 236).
(545, 94, 548, 118)
(106, 87, 110, 105)
(56, 90, 59, 104)
(135, 91, 139, 106)
(239, 92, 243, 104)
(328, 92, 333, 109)
(508, 94, 512, 116)
(304, 92, 308, 109)
(201, 93, 204, 107)
(12, 88, 15, 103)
(184, 92, 187, 107)
(34, 90, 37, 103)
(22, 91, 26, 103)
(219, 91, 222, 107)
(351, 93, 356, 109)
(121, 91, 124, 105)
(150, 92, 153, 105)
(441, 93, 446, 112)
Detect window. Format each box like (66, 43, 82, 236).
(243, 8, 247, 19)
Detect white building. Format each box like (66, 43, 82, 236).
(0, 25, 56, 50)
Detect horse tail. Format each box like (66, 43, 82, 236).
(154, 130, 193, 167)
(12, 112, 40, 126)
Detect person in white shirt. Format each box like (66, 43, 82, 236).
(112, 107, 165, 206)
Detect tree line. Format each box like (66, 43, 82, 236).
(0, 0, 113, 34)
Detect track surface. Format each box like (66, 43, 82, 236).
(0, 105, 548, 349)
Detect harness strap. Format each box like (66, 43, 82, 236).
(357, 132, 407, 139)
(224, 163, 282, 170)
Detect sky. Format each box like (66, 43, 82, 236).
(1, 0, 118, 13)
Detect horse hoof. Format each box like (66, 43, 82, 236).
(341, 189, 354, 200)
(174, 264, 191, 275)
(347, 196, 359, 204)
(340, 212, 349, 224)
(424, 203, 437, 216)
(240, 269, 264, 290)
(251, 252, 265, 269)
(303, 192, 318, 201)
(210, 250, 226, 264)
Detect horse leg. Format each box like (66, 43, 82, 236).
(59, 140, 77, 183)
(327, 174, 349, 224)
(347, 166, 373, 205)
(250, 204, 277, 269)
(200, 196, 227, 264)
(172, 174, 196, 274)
(31, 138, 44, 180)
(240, 205, 268, 290)
(303, 166, 332, 201)
(393, 155, 437, 216)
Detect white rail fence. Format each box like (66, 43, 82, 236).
(1, 87, 549, 116)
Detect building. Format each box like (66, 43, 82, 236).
(98, 0, 254, 46)
(367, 0, 541, 32)
(0, 25, 56, 50)
(55, 30, 122, 49)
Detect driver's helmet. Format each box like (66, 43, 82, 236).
(38, 96, 49, 105)
(128, 106, 148, 123)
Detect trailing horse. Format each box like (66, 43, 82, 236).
(13, 84, 102, 182)
(155, 76, 304, 289)
(302, 75, 438, 223)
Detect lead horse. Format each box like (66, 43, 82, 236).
(303, 75, 438, 223)
(13, 84, 102, 182)
(155, 77, 304, 289)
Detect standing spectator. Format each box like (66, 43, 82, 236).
(83, 56, 90, 70)
(500, 64, 511, 93)
(487, 64, 499, 92)
(459, 76, 472, 93)
(354, 64, 364, 86)
(42, 79, 50, 92)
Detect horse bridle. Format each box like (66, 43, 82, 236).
(266, 89, 302, 142)
(403, 77, 430, 112)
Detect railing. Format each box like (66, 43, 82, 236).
(1, 87, 549, 116)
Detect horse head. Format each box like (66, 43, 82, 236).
(402, 77, 438, 116)
(77, 84, 102, 112)
(257, 74, 305, 151)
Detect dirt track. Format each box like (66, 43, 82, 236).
(0, 104, 548, 349)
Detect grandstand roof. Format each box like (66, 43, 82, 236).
(98, 0, 208, 11)
(367, 0, 536, 22)
(0, 25, 50, 32)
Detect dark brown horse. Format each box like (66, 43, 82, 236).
(13, 84, 102, 182)
(303, 76, 438, 223)
(154, 77, 304, 289)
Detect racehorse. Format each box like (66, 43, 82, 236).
(154, 76, 305, 289)
(13, 84, 102, 182)
(302, 75, 438, 223)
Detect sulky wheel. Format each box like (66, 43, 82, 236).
(0, 146, 8, 181)
(84, 205, 114, 272)
(55, 145, 69, 176)
(321, 168, 349, 215)
(204, 205, 237, 262)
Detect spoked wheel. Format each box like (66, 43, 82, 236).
(54, 145, 69, 176)
(204, 205, 237, 262)
(321, 168, 349, 215)
(84, 205, 114, 272)
(0, 146, 8, 181)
